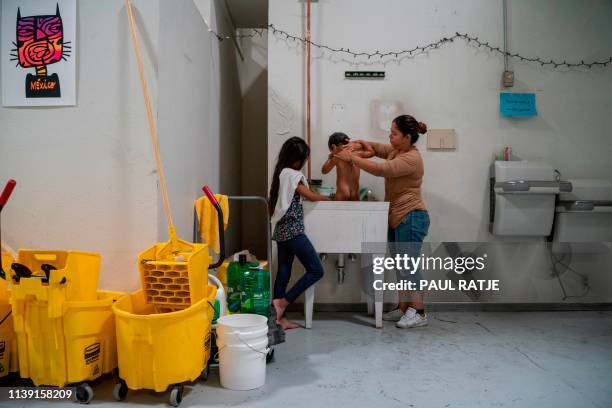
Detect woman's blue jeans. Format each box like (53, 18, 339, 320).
(274, 234, 324, 303)
(388, 210, 430, 282)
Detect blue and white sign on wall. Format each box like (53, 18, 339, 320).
(500, 92, 537, 117)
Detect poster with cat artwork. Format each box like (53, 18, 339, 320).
(2, 0, 76, 106)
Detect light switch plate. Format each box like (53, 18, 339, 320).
(427, 129, 456, 150)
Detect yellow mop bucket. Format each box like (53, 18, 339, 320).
(0, 182, 19, 377)
(1, 252, 12, 294)
(11, 290, 121, 401)
(0, 301, 18, 378)
(112, 285, 217, 403)
(0, 253, 18, 378)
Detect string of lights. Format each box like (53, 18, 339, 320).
(266, 24, 611, 69)
(204, 27, 265, 41)
(237, 28, 267, 39)
(217, 24, 611, 70)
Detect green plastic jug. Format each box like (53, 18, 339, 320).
(240, 266, 270, 317)
(226, 255, 259, 313)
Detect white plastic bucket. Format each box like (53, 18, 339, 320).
(216, 314, 269, 390)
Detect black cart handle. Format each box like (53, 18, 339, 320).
(202, 185, 226, 269)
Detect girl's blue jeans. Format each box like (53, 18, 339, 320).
(274, 234, 324, 303)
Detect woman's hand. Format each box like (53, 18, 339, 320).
(334, 146, 353, 163)
(335, 143, 383, 176)
(352, 140, 375, 158)
(353, 139, 373, 151)
(331, 144, 343, 155)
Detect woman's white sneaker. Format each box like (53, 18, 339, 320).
(395, 307, 428, 328)
(382, 308, 404, 321)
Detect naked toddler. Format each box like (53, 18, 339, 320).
(321, 132, 373, 201)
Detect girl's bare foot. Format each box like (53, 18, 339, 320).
(273, 298, 301, 329)
(277, 317, 302, 330)
(272, 298, 289, 320)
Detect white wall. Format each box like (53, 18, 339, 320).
(0, 0, 160, 292)
(268, 0, 612, 304)
(0, 0, 244, 293)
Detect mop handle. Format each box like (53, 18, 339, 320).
(125, 0, 175, 235)
(0, 180, 16, 208)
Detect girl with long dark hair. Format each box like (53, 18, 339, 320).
(269, 136, 330, 329)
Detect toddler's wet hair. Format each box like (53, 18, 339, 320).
(328, 132, 350, 149)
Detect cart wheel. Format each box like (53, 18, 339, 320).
(113, 380, 128, 401)
(169, 384, 184, 407)
(266, 348, 275, 364)
(200, 364, 210, 381)
(75, 382, 94, 404)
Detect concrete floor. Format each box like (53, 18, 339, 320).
(1, 311, 611, 408)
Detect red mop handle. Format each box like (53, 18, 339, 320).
(202, 185, 219, 206)
(0, 179, 16, 207)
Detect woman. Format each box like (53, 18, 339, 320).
(334, 115, 430, 329)
(269, 137, 330, 329)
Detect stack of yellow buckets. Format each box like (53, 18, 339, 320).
(7, 249, 120, 403)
